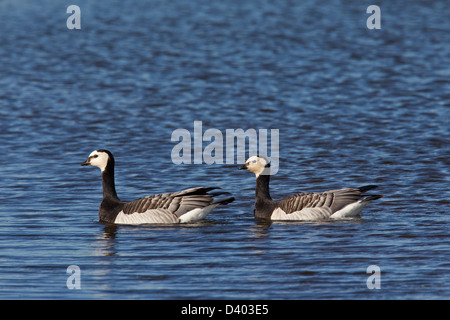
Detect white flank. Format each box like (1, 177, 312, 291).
(330, 200, 369, 219)
(270, 201, 371, 221)
(271, 207, 332, 221)
(179, 204, 218, 223)
(115, 209, 179, 225)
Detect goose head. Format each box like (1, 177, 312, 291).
(81, 149, 113, 172)
(239, 156, 271, 177)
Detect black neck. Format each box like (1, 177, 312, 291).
(255, 174, 272, 201)
(101, 160, 120, 202)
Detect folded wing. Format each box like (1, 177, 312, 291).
(273, 185, 381, 220)
(117, 187, 234, 224)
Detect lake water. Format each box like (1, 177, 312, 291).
(0, 0, 449, 300)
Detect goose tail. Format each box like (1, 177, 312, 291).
(211, 197, 235, 206)
(358, 185, 383, 202)
(362, 194, 383, 202)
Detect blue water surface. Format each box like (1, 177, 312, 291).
(0, 0, 449, 299)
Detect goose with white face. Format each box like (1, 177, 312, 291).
(239, 155, 383, 221)
(239, 156, 271, 177)
(80, 149, 235, 224)
(81, 150, 110, 172)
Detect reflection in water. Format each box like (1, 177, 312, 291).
(249, 219, 272, 239)
(249, 216, 364, 239)
(102, 223, 118, 240)
(91, 223, 119, 257)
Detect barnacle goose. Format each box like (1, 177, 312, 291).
(239, 156, 382, 221)
(81, 149, 234, 224)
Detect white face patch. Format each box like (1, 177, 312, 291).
(244, 156, 269, 177)
(86, 150, 109, 172)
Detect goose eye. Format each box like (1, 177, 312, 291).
(252, 160, 257, 164)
